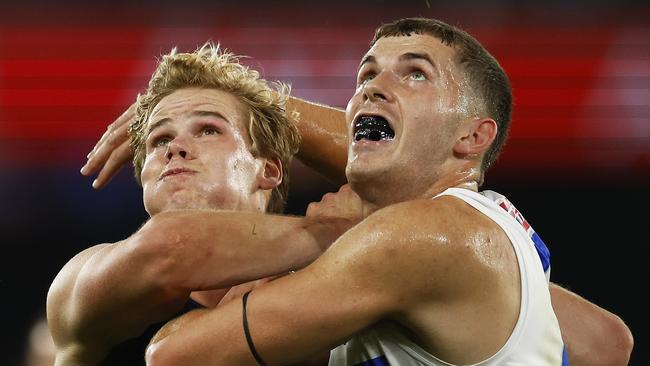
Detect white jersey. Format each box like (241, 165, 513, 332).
(329, 188, 567, 366)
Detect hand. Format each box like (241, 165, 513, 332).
(306, 184, 364, 225)
(80, 102, 136, 189)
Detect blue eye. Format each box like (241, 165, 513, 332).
(359, 73, 376, 86)
(410, 71, 426, 81)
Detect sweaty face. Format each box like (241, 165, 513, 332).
(345, 34, 473, 203)
(141, 88, 267, 216)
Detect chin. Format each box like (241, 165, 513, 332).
(152, 190, 216, 213)
(347, 164, 394, 203)
(347, 157, 390, 181)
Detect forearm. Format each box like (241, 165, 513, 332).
(146, 208, 424, 366)
(288, 96, 348, 185)
(550, 283, 633, 366)
(145, 209, 353, 291)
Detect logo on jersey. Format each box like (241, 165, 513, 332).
(497, 198, 551, 273)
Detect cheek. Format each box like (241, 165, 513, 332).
(140, 154, 163, 194)
(345, 95, 356, 116)
(140, 156, 157, 183)
(344, 99, 359, 141)
(345, 93, 361, 122)
(405, 111, 448, 149)
(230, 153, 260, 184)
(205, 146, 257, 189)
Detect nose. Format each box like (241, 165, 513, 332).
(167, 149, 187, 160)
(165, 137, 193, 161)
(362, 71, 395, 103)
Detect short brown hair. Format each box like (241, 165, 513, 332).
(129, 43, 301, 213)
(372, 18, 512, 178)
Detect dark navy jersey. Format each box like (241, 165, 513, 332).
(100, 299, 204, 366)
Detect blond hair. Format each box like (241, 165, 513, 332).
(129, 43, 301, 213)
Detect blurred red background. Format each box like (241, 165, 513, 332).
(1, 1, 647, 365)
(1, 2, 647, 182)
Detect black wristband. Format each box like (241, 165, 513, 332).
(242, 290, 267, 366)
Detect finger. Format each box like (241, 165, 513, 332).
(85, 103, 135, 160)
(81, 129, 115, 175)
(92, 140, 134, 189)
(89, 104, 135, 157)
(81, 117, 131, 176)
(87, 128, 112, 159)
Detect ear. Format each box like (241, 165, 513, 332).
(258, 156, 283, 190)
(453, 117, 497, 156)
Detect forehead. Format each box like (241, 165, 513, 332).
(362, 34, 457, 67)
(148, 87, 248, 129)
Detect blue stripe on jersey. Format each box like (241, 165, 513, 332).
(562, 345, 570, 366)
(354, 355, 390, 366)
(531, 232, 551, 272)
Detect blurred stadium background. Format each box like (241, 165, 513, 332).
(1, 0, 648, 364)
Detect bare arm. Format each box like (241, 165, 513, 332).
(137, 210, 351, 290)
(550, 283, 633, 366)
(47, 236, 192, 366)
(144, 199, 505, 366)
(287, 97, 347, 185)
(47, 210, 352, 365)
(145, 213, 416, 365)
(47, 245, 112, 365)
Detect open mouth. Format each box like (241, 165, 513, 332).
(354, 115, 395, 142)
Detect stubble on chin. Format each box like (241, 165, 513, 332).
(147, 188, 217, 215)
(166, 189, 216, 211)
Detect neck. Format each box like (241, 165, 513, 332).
(356, 164, 481, 217)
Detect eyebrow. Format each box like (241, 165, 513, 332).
(400, 52, 437, 70)
(357, 52, 439, 73)
(357, 55, 376, 72)
(147, 110, 229, 136)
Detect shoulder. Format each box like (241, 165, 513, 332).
(48, 243, 112, 302)
(47, 244, 112, 348)
(319, 196, 506, 301)
(354, 195, 501, 250)
(48, 243, 112, 304)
